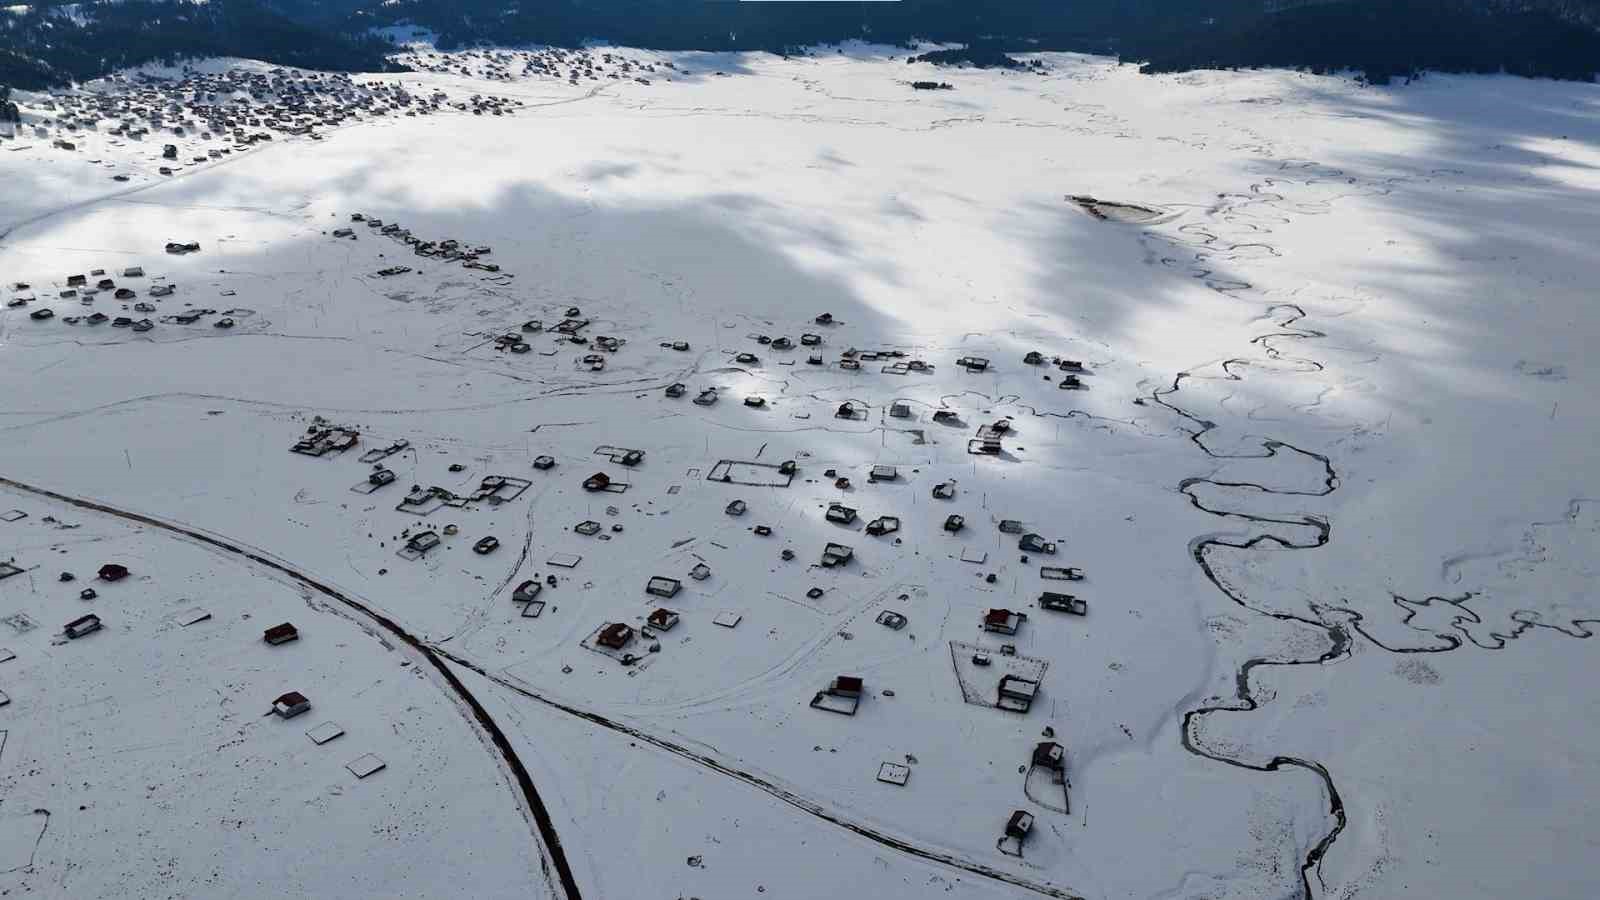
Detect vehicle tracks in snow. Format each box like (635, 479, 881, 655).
(0, 475, 582, 900)
(0, 474, 1081, 900)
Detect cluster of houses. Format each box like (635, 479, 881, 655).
(4, 63, 471, 172)
(190, 279, 1097, 859)
(3, 262, 193, 333)
(344, 213, 504, 275)
(399, 47, 677, 89)
(2, 262, 247, 332)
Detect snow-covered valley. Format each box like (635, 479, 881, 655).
(2, 46, 1597, 900)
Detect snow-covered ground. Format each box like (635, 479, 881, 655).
(2, 46, 1597, 900)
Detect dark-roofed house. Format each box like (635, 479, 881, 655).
(810, 674, 865, 715)
(264, 622, 299, 645)
(1018, 533, 1057, 555)
(983, 609, 1025, 635)
(1032, 741, 1065, 772)
(830, 675, 862, 697)
(1007, 809, 1034, 840)
(272, 691, 311, 718)
(98, 563, 130, 582)
(597, 622, 634, 650)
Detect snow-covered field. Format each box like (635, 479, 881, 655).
(2, 45, 1597, 900)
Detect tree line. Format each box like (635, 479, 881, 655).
(1, 0, 1596, 92)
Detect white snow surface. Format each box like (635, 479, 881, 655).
(2, 47, 1598, 900)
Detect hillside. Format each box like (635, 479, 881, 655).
(3, 0, 1599, 90)
(1134, 0, 1600, 83)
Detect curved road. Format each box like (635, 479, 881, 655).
(0, 474, 583, 900)
(1, 473, 1082, 900)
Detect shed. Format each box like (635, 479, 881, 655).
(868, 465, 898, 482)
(646, 576, 682, 598)
(646, 609, 680, 631)
(1040, 592, 1087, 615)
(264, 622, 299, 645)
(513, 580, 544, 603)
(533, 455, 556, 470)
(830, 675, 863, 698)
(404, 531, 441, 555)
(997, 676, 1040, 713)
(821, 542, 854, 568)
(97, 563, 130, 582)
(64, 614, 103, 639)
(971, 434, 1002, 455)
(1019, 533, 1057, 555)
(809, 675, 864, 715)
(273, 692, 311, 718)
(825, 503, 858, 525)
(1006, 809, 1035, 840)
